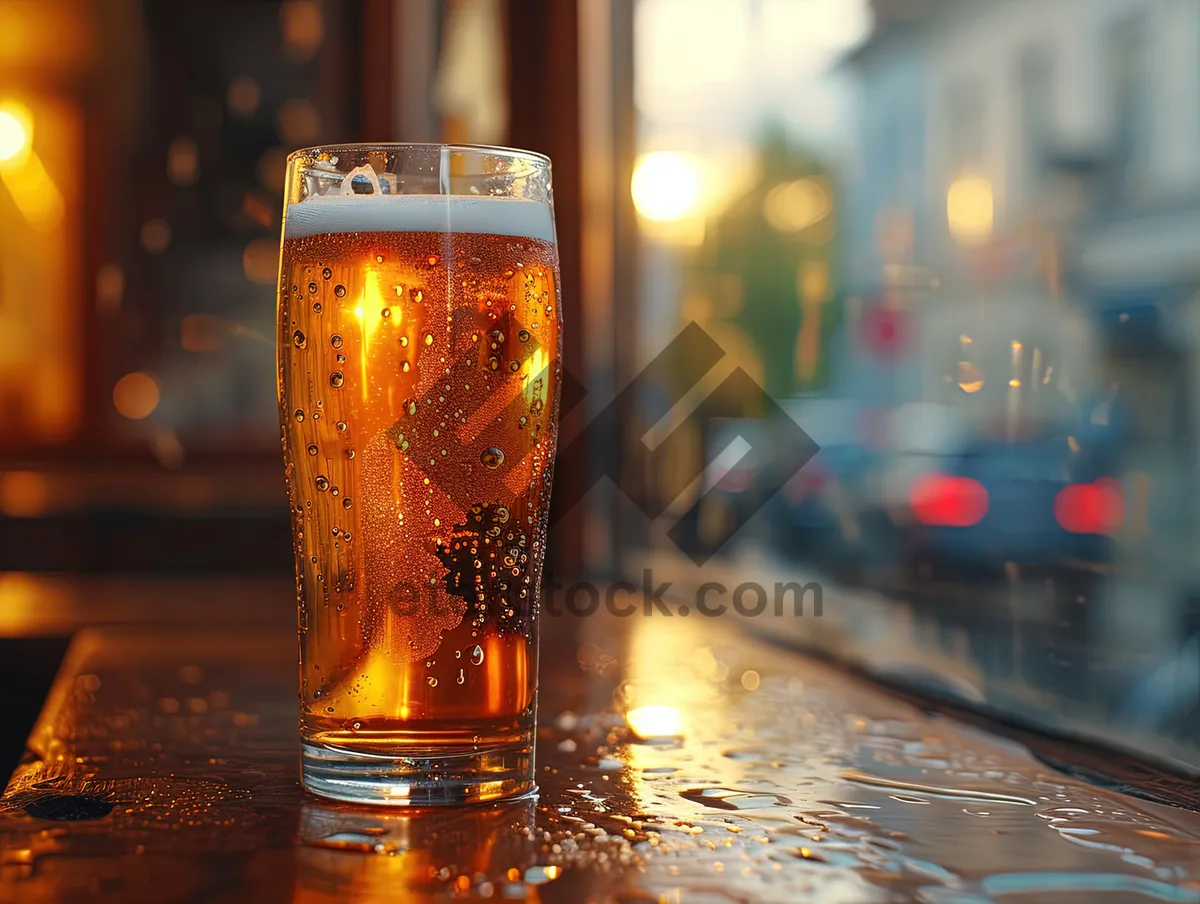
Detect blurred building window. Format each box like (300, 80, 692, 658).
(1107, 15, 1149, 195)
(1016, 44, 1054, 206)
(946, 80, 985, 175)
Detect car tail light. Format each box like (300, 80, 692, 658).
(910, 474, 989, 527)
(1055, 478, 1124, 534)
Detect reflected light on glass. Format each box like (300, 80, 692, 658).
(631, 151, 702, 223)
(956, 361, 984, 394)
(113, 372, 160, 420)
(763, 178, 831, 233)
(626, 705, 683, 740)
(947, 175, 994, 247)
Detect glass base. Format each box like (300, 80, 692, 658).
(300, 738, 536, 806)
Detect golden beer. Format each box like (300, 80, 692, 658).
(278, 146, 560, 804)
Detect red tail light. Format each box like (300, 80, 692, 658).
(910, 474, 989, 527)
(1055, 478, 1124, 534)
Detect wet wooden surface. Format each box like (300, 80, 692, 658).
(3, 583, 1200, 902)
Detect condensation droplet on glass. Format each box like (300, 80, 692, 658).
(412, 289, 423, 303)
(312, 302, 322, 314)
(509, 360, 520, 372)
(342, 498, 352, 510)
(330, 372, 344, 388)
(423, 332, 434, 346)
(293, 329, 306, 348)
(307, 444, 318, 455)
(480, 447, 504, 469)
(518, 329, 531, 342)
(427, 676, 438, 688)
(469, 645, 484, 666)
(404, 398, 417, 416)
(402, 361, 410, 373)
(331, 334, 343, 349)
(399, 335, 409, 348)
(336, 421, 347, 432)
(315, 476, 330, 492)
(457, 669, 465, 685)
(322, 267, 332, 280)
(427, 255, 439, 266)
(308, 282, 318, 294)
(294, 409, 305, 422)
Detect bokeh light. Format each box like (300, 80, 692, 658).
(762, 177, 831, 233)
(242, 237, 279, 284)
(227, 75, 261, 119)
(113, 372, 161, 420)
(140, 218, 172, 254)
(95, 263, 125, 317)
(0, 471, 48, 517)
(625, 705, 683, 739)
(275, 98, 321, 145)
(947, 175, 994, 247)
(631, 151, 702, 223)
(166, 135, 199, 186)
(280, 0, 325, 62)
(256, 146, 288, 192)
(0, 105, 29, 163)
(181, 314, 225, 352)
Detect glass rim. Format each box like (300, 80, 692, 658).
(285, 142, 552, 168)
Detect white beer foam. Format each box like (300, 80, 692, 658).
(284, 195, 556, 242)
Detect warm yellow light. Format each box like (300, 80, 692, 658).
(0, 107, 28, 162)
(957, 361, 984, 394)
(0, 471, 48, 517)
(625, 705, 682, 740)
(1, 149, 64, 229)
(763, 178, 831, 233)
(241, 238, 277, 284)
(947, 175, 994, 247)
(113, 372, 160, 420)
(631, 151, 702, 223)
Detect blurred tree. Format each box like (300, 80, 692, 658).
(699, 122, 838, 400)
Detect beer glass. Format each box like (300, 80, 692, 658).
(277, 144, 561, 805)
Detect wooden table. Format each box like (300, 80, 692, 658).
(2, 578, 1200, 902)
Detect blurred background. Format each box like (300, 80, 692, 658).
(2, 0, 1199, 772)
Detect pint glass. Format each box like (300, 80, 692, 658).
(277, 144, 561, 805)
